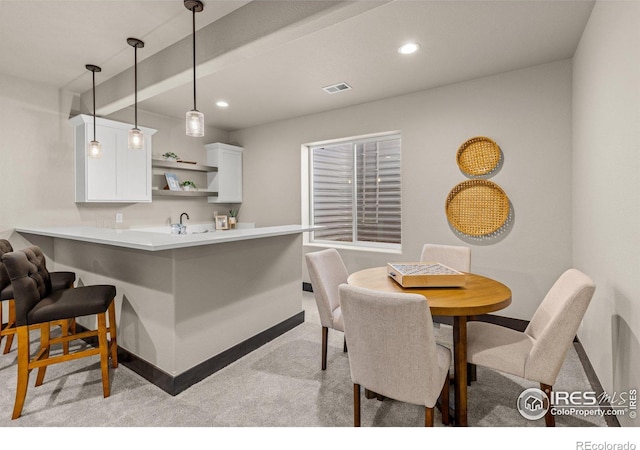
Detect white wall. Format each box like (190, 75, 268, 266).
(572, 1, 640, 427)
(231, 60, 574, 320)
(0, 72, 232, 242)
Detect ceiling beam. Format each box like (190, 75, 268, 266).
(82, 0, 389, 118)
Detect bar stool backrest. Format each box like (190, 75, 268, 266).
(2, 246, 53, 327)
(0, 239, 13, 295)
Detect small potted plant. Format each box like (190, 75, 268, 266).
(181, 180, 196, 191)
(228, 209, 238, 229)
(162, 152, 179, 161)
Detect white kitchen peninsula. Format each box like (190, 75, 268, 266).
(16, 225, 311, 394)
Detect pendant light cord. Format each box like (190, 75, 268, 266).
(192, 6, 197, 111)
(134, 45, 138, 128)
(92, 69, 96, 141)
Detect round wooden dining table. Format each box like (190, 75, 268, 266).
(347, 266, 512, 427)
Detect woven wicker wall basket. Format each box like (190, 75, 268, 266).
(456, 136, 502, 177)
(446, 179, 510, 236)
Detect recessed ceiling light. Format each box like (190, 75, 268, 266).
(216, 100, 229, 108)
(398, 42, 420, 55)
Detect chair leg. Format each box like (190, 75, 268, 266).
(12, 326, 30, 420)
(425, 406, 434, 427)
(97, 312, 111, 398)
(321, 326, 328, 370)
(343, 336, 347, 353)
(107, 300, 118, 368)
(35, 324, 50, 387)
(3, 300, 16, 354)
(354, 383, 361, 427)
(440, 370, 450, 425)
(467, 362, 477, 385)
(541, 383, 555, 427)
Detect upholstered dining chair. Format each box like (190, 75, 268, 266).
(0, 239, 76, 354)
(466, 268, 595, 426)
(305, 248, 348, 370)
(339, 284, 451, 427)
(420, 243, 471, 273)
(2, 245, 118, 419)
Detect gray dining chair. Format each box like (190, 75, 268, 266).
(339, 284, 451, 426)
(305, 249, 348, 370)
(420, 243, 471, 273)
(466, 268, 595, 426)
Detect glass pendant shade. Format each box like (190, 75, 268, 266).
(88, 140, 102, 159)
(186, 109, 204, 137)
(128, 127, 144, 149)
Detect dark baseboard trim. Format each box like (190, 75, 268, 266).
(80, 310, 306, 396)
(574, 338, 621, 427)
(302, 282, 313, 292)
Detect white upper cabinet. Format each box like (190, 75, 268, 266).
(205, 143, 243, 204)
(70, 114, 156, 203)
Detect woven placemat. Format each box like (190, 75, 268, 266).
(446, 180, 510, 236)
(456, 136, 501, 177)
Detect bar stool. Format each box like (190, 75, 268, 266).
(0, 239, 76, 354)
(2, 245, 118, 419)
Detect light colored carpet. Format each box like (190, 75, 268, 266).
(0, 292, 607, 427)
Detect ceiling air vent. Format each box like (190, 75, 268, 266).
(322, 82, 352, 94)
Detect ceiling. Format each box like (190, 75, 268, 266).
(0, 0, 595, 132)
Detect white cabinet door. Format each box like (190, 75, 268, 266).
(206, 143, 243, 204)
(71, 115, 155, 203)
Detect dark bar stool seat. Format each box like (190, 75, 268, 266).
(2, 245, 118, 419)
(0, 239, 76, 354)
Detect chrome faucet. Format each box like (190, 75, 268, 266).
(172, 212, 189, 235)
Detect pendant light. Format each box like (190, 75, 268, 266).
(86, 64, 102, 158)
(184, 0, 204, 137)
(127, 38, 144, 149)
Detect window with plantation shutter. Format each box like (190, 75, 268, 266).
(309, 134, 401, 249)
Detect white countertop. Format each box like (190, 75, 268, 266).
(16, 225, 314, 252)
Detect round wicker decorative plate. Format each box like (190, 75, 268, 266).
(446, 180, 510, 236)
(456, 136, 501, 177)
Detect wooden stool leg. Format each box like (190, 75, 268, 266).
(35, 323, 50, 387)
(97, 312, 111, 398)
(354, 384, 361, 427)
(425, 406, 434, 427)
(60, 320, 70, 355)
(107, 300, 118, 368)
(3, 300, 16, 354)
(321, 326, 328, 370)
(12, 326, 30, 420)
(0, 300, 3, 347)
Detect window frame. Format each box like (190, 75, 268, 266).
(306, 132, 402, 252)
